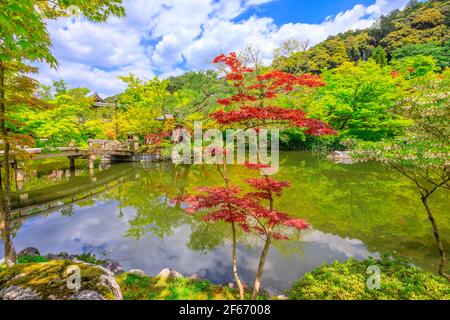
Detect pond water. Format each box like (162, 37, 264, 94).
(1, 152, 449, 293)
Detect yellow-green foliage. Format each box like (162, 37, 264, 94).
(289, 256, 450, 300)
(116, 273, 252, 300)
(0, 260, 116, 300)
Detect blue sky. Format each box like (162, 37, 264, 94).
(238, 0, 376, 24)
(36, 0, 410, 97)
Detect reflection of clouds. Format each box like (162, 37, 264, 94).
(303, 229, 376, 259)
(1, 201, 375, 294)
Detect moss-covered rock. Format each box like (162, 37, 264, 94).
(289, 256, 450, 300)
(116, 272, 261, 300)
(0, 260, 122, 300)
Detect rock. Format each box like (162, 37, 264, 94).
(17, 247, 40, 258)
(102, 260, 124, 275)
(157, 268, 182, 279)
(276, 294, 289, 300)
(0, 286, 41, 300)
(189, 274, 205, 281)
(128, 269, 146, 277)
(327, 151, 353, 164)
(99, 272, 123, 300)
(71, 290, 106, 301)
(0, 260, 123, 300)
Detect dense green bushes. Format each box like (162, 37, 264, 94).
(289, 256, 450, 300)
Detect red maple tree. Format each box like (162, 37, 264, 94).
(180, 53, 336, 299)
(182, 163, 309, 299)
(211, 52, 336, 136)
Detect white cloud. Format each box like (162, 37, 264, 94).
(35, 0, 409, 97)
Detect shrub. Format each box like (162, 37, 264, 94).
(289, 255, 450, 300)
(17, 255, 49, 264)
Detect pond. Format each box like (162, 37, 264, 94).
(1, 152, 449, 294)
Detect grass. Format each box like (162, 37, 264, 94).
(116, 273, 264, 300)
(18, 256, 49, 264)
(289, 255, 450, 300)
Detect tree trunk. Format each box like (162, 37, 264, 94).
(422, 195, 449, 280)
(251, 232, 272, 300)
(0, 61, 10, 195)
(0, 61, 14, 266)
(2, 210, 15, 267)
(231, 222, 245, 300)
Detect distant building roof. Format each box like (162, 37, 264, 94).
(89, 92, 105, 103)
(90, 92, 116, 108)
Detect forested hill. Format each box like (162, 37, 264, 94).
(273, 0, 450, 73)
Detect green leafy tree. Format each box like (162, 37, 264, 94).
(308, 60, 409, 141)
(391, 55, 439, 79)
(18, 85, 97, 147)
(370, 46, 388, 67)
(0, 0, 124, 265)
(352, 70, 450, 280)
(272, 39, 312, 74)
(167, 70, 226, 119)
(53, 79, 69, 96)
(307, 38, 349, 72)
(392, 41, 450, 70)
(0, 0, 125, 190)
(117, 75, 178, 139)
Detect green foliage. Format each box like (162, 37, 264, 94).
(16, 84, 97, 147)
(391, 55, 439, 78)
(167, 70, 227, 120)
(0, 0, 56, 65)
(117, 75, 176, 138)
(379, 1, 450, 53)
(76, 253, 106, 265)
(1, 0, 125, 65)
(289, 255, 450, 300)
(17, 255, 49, 264)
(352, 70, 449, 170)
(370, 46, 388, 67)
(308, 60, 410, 141)
(392, 41, 450, 69)
(305, 38, 349, 73)
(279, 128, 341, 152)
(53, 79, 69, 96)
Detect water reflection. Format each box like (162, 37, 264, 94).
(0, 202, 374, 293)
(1, 152, 449, 293)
